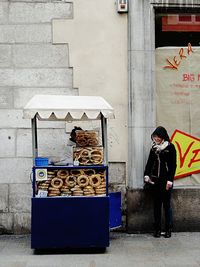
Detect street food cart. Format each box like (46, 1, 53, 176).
(23, 95, 121, 250)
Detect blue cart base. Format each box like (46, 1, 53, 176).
(31, 196, 110, 249)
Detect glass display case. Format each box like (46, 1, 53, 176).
(34, 165, 108, 198)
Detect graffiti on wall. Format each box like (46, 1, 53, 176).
(171, 130, 200, 179)
(163, 43, 194, 70)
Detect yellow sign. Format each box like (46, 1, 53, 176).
(171, 130, 200, 179)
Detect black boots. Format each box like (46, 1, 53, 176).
(153, 229, 172, 238)
(154, 230, 161, 238)
(164, 229, 172, 238)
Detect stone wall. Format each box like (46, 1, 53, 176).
(127, 188, 200, 232)
(0, 0, 127, 234)
(0, 0, 76, 234)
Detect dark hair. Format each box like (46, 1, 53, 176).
(70, 126, 82, 142)
(151, 126, 170, 142)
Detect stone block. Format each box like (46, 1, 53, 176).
(0, 129, 16, 157)
(0, 109, 70, 129)
(16, 128, 67, 157)
(0, 2, 8, 24)
(14, 87, 77, 109)
(0, 184, 9, 212)
(9, 184, 32, 212)
(13, 212, 31, 234)
(0, 158, 32, 183)
(109, 162, 126, 183)
(0, 45, 11, 67)
(37, 128, 69, 158)
(127, 189, 154, 233)
(15, 68, 72, 87)
(0, 110, 30, 128)
(0, 213, 13, 234)
(0, 87, 13, 108)
(0, 24, 51, 43)
(0, 68, 72, 87)
(172, 189, 200, 231)
(9, 2, 72, 23)
(16, 129, 32, 157)
(0, 69, 13, 86)
(13, 44, 69, 68)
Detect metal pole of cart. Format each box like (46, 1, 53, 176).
(31, 115, 38, 165)
(101, 114, 108, 165)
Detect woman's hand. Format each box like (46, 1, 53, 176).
(166, 181, 173, 190)
(144, 175, 154, 184)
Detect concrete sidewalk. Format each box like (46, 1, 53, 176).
(0, 232, 199, 267)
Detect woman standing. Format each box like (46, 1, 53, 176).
(144, 126, 177, 238)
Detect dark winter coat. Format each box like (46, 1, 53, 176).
(144, 143, 177, 183)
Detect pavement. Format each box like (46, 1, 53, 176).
(0, 232, 200, 267)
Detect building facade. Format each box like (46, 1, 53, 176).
(0, 0, 200, 234)
(127, 0, 200, 232)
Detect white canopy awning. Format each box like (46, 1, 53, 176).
(23, 95, 115, 121)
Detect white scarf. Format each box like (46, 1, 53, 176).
(152, 141, 169, 153)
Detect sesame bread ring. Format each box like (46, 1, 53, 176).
(65, 175, 77, 187)
(91, 155, 102, 164)
(91, 149, 102, 156)
(76, 136, 88, 147)
(61, 189, 70, 193)
(83, 188, 95, 194)
(85, 132, 96, 138)
(95, 188, 106, 193)
(51, 178, 63, 189)
(84, 169, 96, 176)
(61, 185, 70, 189)
(79, 149, 90, 158)
(95, 184, 106, 189)
(70, 169, 84, 176)
(57, 170, 69, 179)
(89, 174, 101, 188)
(84, 185, 94, 190)
(90, 149, 103, 164)
(84, 193, 95, 196)
(47, 171, 55, 175)
(88, 138, 98, 146)
(78, 157, 90, 165)
(48, 187, 60, 191)
(77, 175, 89, 187)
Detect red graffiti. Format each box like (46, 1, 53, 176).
(187, 43, 194, 55)
(163, 43, 194, 70)
(175, 140, 200, 169)
(179, 48, 187, 60)
(175, 141, 194, 168)
(188, 149, 200, 168)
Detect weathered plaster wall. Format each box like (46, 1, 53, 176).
(0, 0, 76, 234)
(52, 0, 128, 164)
